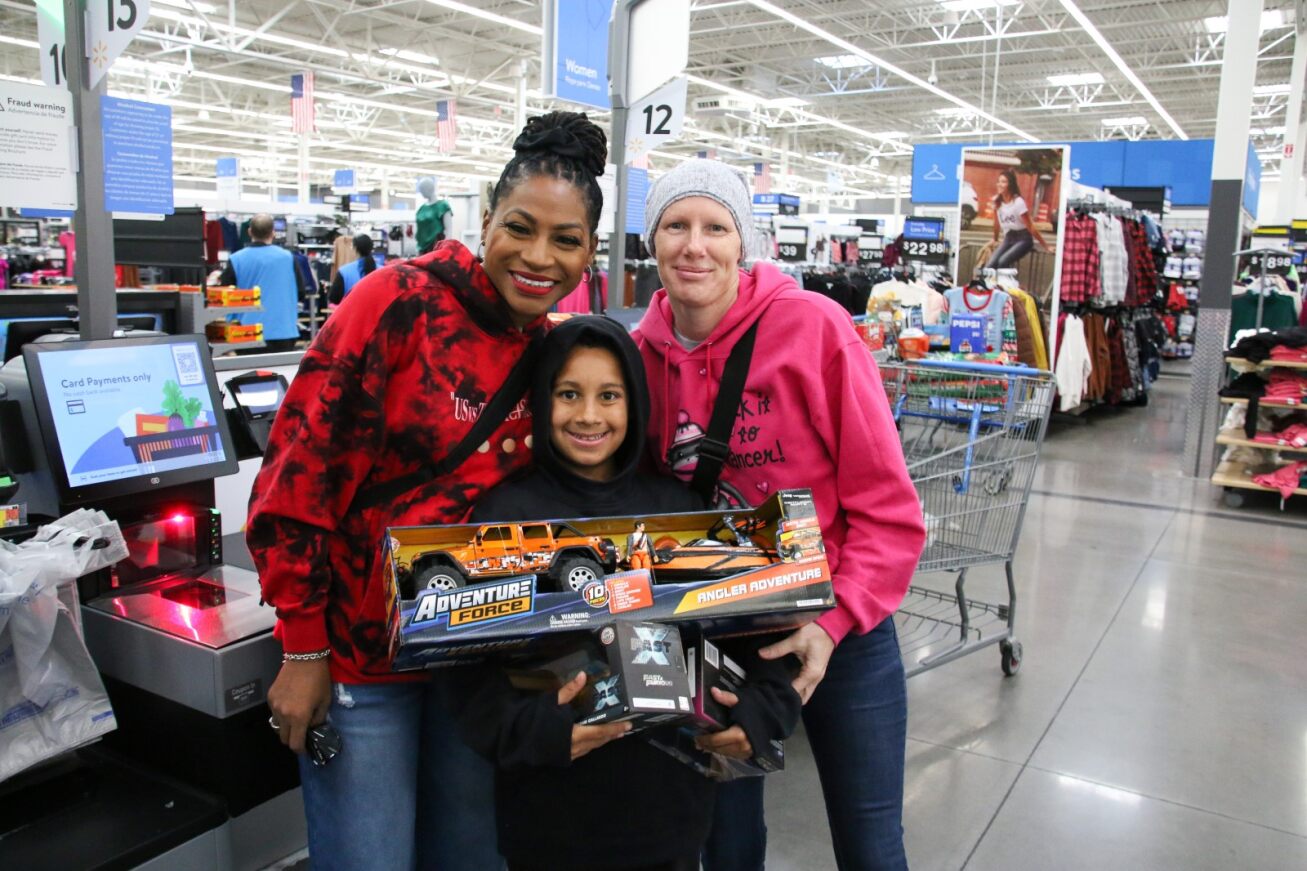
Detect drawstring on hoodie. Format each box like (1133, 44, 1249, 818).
(662, 343, 673, 451)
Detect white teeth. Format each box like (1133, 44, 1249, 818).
(570, 432, 606, 442)
(514, 273, 553, 287)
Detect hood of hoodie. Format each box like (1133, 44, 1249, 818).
(635, 261, 799, 451)
(417, 238, 548, 336)
(530, 315, 652, 497)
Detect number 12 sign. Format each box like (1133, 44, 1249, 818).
(624, 76, 688, 165)
(87, 0, 151, 88)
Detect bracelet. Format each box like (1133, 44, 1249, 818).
(283, 648, 331, 662)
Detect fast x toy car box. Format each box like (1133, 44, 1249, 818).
(384, 489, 834, 670)
(504, 621, 693, 730)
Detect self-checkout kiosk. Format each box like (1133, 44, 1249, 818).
(0, 334, 303, 870)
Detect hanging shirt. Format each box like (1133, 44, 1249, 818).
(1055, 315, 1092, 412)
(1094, 213, 1128, 304)
(944, 286, 1015, 355)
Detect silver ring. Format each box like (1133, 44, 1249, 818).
(269, 715, 280, 732)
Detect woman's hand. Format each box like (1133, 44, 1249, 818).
(694, 688, 753, 760)
(557, 672, 631, 761)
(759, 623, 835, 704)
(267, 658, 333, 754)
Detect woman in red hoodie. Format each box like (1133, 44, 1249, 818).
(247, 111, 607, 871)
(633, 159, 926, 871)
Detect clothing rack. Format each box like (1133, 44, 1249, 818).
(1234, 247, 1293, 332)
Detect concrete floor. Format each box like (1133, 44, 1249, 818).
(762, 373, 1307, 870)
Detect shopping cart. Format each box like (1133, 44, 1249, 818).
(880, 359, 1055, 677)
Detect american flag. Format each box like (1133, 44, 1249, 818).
(753, 161, 771, 194)
(696, 148, 718, 160)
(436, 99, 458, 152)
(290, 72, 315, 134)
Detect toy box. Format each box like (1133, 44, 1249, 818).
(505, 621, 693, 729)
(644, 725, 785, 782)
(206, 286, 261, 307)
(205, 321, 263, 343)
(385, 489, 834, 670)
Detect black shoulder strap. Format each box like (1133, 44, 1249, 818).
(690, 321, 759, 503)
(349, 332, 544, 513)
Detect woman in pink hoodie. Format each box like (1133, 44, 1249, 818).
(634, 159, 926, 871)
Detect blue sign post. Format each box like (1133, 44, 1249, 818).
(547, 0, 612, 110)
(625, 167, 648, 234)
(333, 169, 357, 193)
(101, 97, 174, 215)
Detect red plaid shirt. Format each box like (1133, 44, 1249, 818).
(1059, 212, 1101, 303)
(1124, 219, 1158, 307)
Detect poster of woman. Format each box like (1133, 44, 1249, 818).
(956, 146, 1069, 295)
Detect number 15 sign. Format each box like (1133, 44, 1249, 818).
(624, 76, 688, 165)
(87, 0, 151, 88)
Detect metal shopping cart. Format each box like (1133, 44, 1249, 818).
(880, 359, 1055, 677)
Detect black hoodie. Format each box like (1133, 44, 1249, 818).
(455, 316, 800, 870)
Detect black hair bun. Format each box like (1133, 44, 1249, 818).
(513, 111, 607, 178)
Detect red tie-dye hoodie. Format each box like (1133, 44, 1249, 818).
(246, 240, 545, 683)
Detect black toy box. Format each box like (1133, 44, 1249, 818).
(505, 621, 693, 729)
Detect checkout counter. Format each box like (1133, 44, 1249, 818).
(0, 334, 303, 870)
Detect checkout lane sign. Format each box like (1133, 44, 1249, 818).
(87, 0, 152, 88)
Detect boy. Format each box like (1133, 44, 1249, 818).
(453, 316, 801, 871)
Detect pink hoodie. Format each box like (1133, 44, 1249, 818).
(634, 262, 926, 645)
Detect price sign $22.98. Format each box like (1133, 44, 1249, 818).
(902, 240, 949, 263)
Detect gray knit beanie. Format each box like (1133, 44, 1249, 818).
(645, 159, 754, 263)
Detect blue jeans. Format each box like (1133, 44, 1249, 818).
(985, 229, 1034, 269)
(298, 679, 502, 871)
(701, 618, 908, 871)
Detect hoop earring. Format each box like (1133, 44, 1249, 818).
(581, 266, 593, 283)
(476, 240, 485, 261)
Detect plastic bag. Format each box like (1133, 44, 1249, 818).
(0, 509, 129, 783)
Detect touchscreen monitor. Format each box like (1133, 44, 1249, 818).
(23, 335, 239, 503)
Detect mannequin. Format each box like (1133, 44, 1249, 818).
(415, 177, 453, 255)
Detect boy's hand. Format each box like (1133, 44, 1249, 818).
(558, 672, 631, 761)
(694, 687, 752, 760)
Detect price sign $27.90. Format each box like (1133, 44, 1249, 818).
(902, 239, 950, 264)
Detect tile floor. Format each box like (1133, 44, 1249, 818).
(763, 373, 1307, 870)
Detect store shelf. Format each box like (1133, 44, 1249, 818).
(1219, 396, 1304, 409)
(208, 340, 265, 353)
(1215, 430, 1307, 454)
(203, 305, 263, 317)
(1226, 356, 1307, 373)
(1212, 459, 1307, 497)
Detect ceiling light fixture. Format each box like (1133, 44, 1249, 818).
(937, 0, 1018, 12)
(744, 0, 1038, 142)
(1055, 0, 1187, 139)
(816, 55, 867, 70)
(1100, 116, 1147, 126)
(1204, 10, 1288, 34)
(152, 0, 219, 13)
(379, 48, 441, 67)
(1254, 83, 1292, 96)
(421, 0, 542, 35)
(1047, 72, 1105, 87)
(0, 35, 39, 49)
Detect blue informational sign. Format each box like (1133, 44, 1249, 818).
(903, 217, 945, 241)
(101, 97, 174, 215)
(1243, 141, 1262, 216)
(333, 169, 356, 192)
(216, 158, 238, 178)
(912, 138, 1232, 208)
(20, 208, 75, 218)
(950, 315, 989, 354)
(625, 166, 649, 235)
(552, 0, 612, 110)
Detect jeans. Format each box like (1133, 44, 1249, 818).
(985, 229, 1034, 269)
(298, 679, 502, 871)
(701, 617, 909, 871)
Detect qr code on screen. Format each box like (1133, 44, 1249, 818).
(171, 343, 204, 386)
